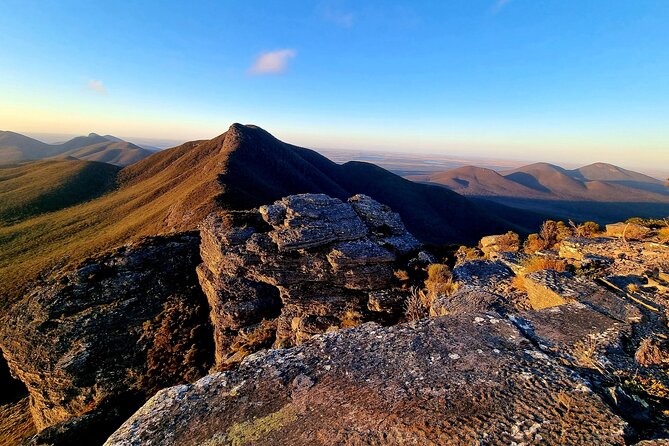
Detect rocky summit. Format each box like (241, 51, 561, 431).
(197, 193, 422, 368)
(2, 192, 669, 446)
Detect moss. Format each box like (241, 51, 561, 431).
(203, 405, 298, 446)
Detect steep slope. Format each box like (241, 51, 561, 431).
(212, 125, 540, 241)
(0, 124, 540, 308)
(0, 132, 154, 166)
(0, 159, 120, 224)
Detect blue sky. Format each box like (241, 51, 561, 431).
(1, 0, 668, 171)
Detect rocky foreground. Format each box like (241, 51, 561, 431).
(1, 194, 668, 445)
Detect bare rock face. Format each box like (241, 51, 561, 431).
(0, 234, 213, 443)
(105, 314, 629, 446)
(197, 193, 421, 368)
(523, 269, 642, 323)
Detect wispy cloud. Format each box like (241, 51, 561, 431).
(492, 0, 512, 14)
(86, 79, 106, 95)
(248, 49, 296, 76)
(324, 8, 354, 27)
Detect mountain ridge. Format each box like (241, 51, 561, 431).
(0, 123, 544, 309)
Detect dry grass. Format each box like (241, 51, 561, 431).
(393, 269, 410, 282)
(405, 287, 431, 321)
(522, 256, 567, 274)
(425, 264, 458, 298)
(572, 337, 605, 373)
(405, 264, 459, 321)
(512, 256, 567, 291)
(0, 138, 227, 310)
(0, 398, 36, 446)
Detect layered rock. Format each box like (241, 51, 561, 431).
(0, 233, 213, 442)
(197, 194, 421, 368)
(523, 269, 642, 323)
(105, 315, 630, 446)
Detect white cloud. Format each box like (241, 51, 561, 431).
(248, 49, 296, 76)
(86, 79, 106, 95)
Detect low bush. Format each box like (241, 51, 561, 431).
(576, 221, 600, 237)
(405, 264, 459, 321)
(659, 226, 669, 243)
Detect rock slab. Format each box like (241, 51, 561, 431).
(105, 314, 628, 446)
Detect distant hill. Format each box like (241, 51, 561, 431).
(0, 131, 154, 166)
(0, 124, 545, 308)
(410, 162, 669, 222)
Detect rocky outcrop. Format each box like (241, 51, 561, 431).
(105, 314, 630, 446)
(197, 194, 421, 368)
(0, 233, 214, 443)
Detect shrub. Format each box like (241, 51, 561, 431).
(425, 264, 457, 298)
(524, 233, 547, 254)
(525, 220, 574, 253)
(404, 264, 459, 321)
(455, 246, 482, 264)
(490, 231, 520, 253)
(577, 221, 600, 237)
(405, 287, 430, 321)
(659, 227, 669, 243)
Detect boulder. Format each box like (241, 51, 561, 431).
(105, 315, 629, 446)
(0, 233, 214, 439)
(606, 223, 652, 240)
(452, 259, 514, 291)
(479, 232, 520, 258)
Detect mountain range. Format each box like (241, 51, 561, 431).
(409, 162, 669, 222)
(0, 124, 547, 307)
(0, 131, 156, 166)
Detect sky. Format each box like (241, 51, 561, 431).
(1, 0, 668, 172)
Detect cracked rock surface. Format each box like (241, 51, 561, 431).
(105, 315, 629, 446)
